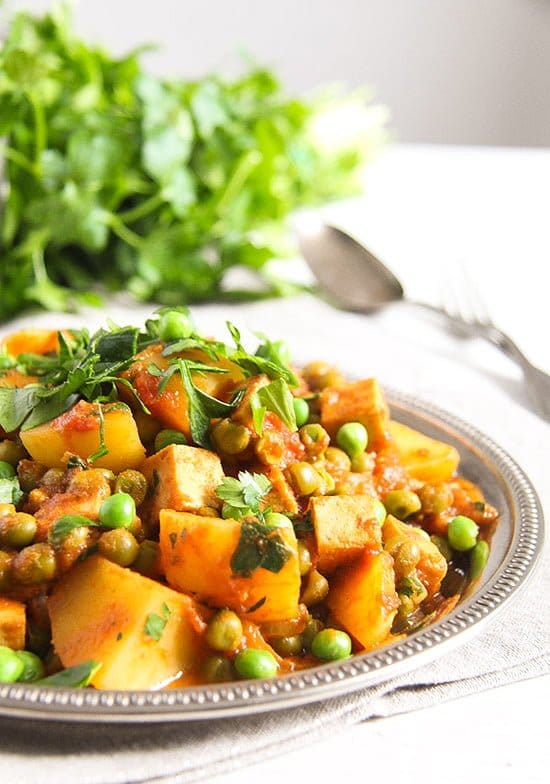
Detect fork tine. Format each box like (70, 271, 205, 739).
(454, 261, 492, 326)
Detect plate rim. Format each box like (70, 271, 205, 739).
(0, 387, 544, 723)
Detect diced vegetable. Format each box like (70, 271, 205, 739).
(48, 555, 209, 690)
(388, 421, 460, 482)
(159, 510, 301, 623)
(0, 597, 26, 650)
(327, 550, 399, 650)
(141, 444, 224, 524)
(309, 494, 383, 572)
(21, 401, 145, 473)
(320, 378, 390, 451)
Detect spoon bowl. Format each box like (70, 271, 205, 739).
(297, 224, 404, 311)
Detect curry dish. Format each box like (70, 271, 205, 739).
(0, 310, 498, 689)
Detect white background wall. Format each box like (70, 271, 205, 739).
(5, 0, 550, 146)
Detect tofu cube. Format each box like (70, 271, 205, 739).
(309, 494, 383, 573)
(141, 444, 224, 524)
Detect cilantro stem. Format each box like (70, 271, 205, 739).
(118, 193, 164, 224)
(105, 215, 144, 249)
(2, 146, 39, 177)
(216, 150, 262, 213)
(28, 93, 47, 167)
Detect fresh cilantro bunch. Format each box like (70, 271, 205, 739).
(0, 5, 388, 321)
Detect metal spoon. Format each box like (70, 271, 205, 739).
(298, 223, 550, 421)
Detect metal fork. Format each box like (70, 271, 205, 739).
(439, 263, 550, 422)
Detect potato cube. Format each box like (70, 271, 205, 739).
(20, 400, 145, 473)
(48, 555, 208, 690)
(141, 444, 224, 524)
(327, 550, 399, 650)
(309, 494, 382, 573)
(388, 421, 460, 482)
(0, 597, 26, 650)
(160, 509, 301, 623)
(320, 378, 390, 450)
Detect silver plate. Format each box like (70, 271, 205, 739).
(0, 389, 544, 722)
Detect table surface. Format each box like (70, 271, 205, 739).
(210, 143, 550, 784)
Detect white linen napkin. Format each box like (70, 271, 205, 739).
(0, 295, 548, 784)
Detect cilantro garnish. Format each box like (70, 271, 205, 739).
(250, 378, 297, 435)
(230, 521, 292, 578)
(144, 603, 172, 641)
(0, 475, 23, 505)
(215, 471, 272, 521)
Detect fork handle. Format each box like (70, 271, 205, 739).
(483, 324, 550, 420)
(413, 300, 550, 421)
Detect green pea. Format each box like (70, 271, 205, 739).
(0, 460, 15, 479)
(211, 419, 250, 455)
(264, 512, 292, 529)
(299, 424, 330, 458)
(430, 534, 453, 562)
(289, 462, 321, 496)
(114, 470, 148, 506)
(99, 493, 136, 529)
(234, 648, 279, 679)
(206, 609, 243, 652)
(15, 650, 45, 682)
(98, 529, 139, 567)
(11, 544, 57, 585)
(293, 398, 310, 427)
(158, 309, 194, 342)
(202, 655, 234, 683)
(0, 645, 25, 682)
(300, 618, 324, 651)
(154, 429, 187, 452)
(373, 498, 387, 525)
(297, 540, 312, 576)
(0, 551, 12, 591)
(0, 513, 37, 549)
(324, 447, 351, 471)
(350, 452, 373, 473)
(448, 515, 479, 552)
(384, 489, 421, 520)
(311, 628, 352, 661)
(336, 422, 368, 458)
(132, 540, 160, 578)
(469, 540, 489, 579)
(418, 483, 454, 514)
(300, 570, 329, 606)
(270, 635, 302, 657)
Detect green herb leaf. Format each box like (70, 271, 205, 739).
(253, 378, 297, 432)
(144, 603, 171, 641)
(0, 5, 387, 321)
(0, 476, 24, 505)
(48, 515, 99, 547)
(216, 471, 272, 520)
(35, 660, 102, 688)
(230, 521, 291, 577)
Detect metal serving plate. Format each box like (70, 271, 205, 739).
(0, 389, 544, 722)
